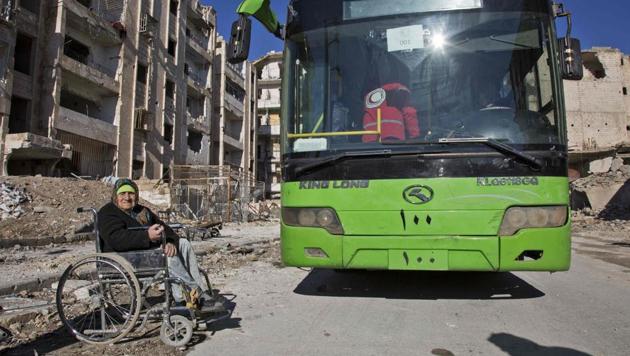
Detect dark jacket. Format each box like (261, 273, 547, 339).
(97, 202, 179, 252)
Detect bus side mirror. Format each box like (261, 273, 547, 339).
(558, 37, 583, 81)
(227, 14, 252, 64)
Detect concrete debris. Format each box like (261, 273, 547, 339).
(610, 157, 624, 173)
(588, 157, 613, 174)
(248, 200, 281, 221)
(571, 160, 630, 220)
(0, 183, 31, 220)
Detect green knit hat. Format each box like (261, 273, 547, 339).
(111, 178, 139, 202)
(116, 184, 136, 195)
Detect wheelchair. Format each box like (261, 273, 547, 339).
(54, 207, 228, 347)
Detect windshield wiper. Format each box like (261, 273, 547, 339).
(292, 148, 444, 177)
(438, 137, 542, 170)
(488, 34, 538, 49)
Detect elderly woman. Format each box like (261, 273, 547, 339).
(97, 178, 224, 313)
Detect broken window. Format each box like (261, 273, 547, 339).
(624, 87, 628, 96)
(170, 0, 178, 15)
(165, 80, 175, 99)
(64, 36, 90, 65)
(187, 130, 203, 153)
(184, 63, 190, 75)
(19, 0, 39, 14)
(132, 160, 144, 180)
(76, 0, 91, 8)
(137, 62, 148, 84)
(226, 79, 245, 101)
(583, 53, 606, 79)
(168, 39, 177, 57)
(164, 123, 174, 144)
(9, 96, 30, 133)
(14, 33, 33, 75)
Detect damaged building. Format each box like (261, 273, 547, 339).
(211, 37, 255, 175)
(253, 51, 282, 198)
(0, 0, 257, 180)
(564, 47, 630, 176)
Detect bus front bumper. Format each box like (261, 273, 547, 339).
(281, 224, 571, 272)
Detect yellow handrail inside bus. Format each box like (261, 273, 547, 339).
(288, 108, 382, 139)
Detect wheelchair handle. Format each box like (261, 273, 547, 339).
(76, 207, 100, 252)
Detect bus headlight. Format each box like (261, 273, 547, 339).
(499, 206, 567, 236)
(282, 208, 344, 235)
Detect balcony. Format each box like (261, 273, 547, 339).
(187, 113, 210, 134)
(186, 71, 208, 94)
(4, 133, 72, 160)
(258, 98, 281, 111)
(65, 0, 122, 46)
(225, 64, 244, 87)
(14, 6, 37, 32)
(224, 93, 244, 117)
(186, 35, 212, 61)
(187, 0, 213, 28)
(257, 78, 282, 89)
(223, 134, 243, 151)
(60, 55, 118, 94)
(56, 106, 118, 146)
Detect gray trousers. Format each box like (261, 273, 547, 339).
(167, 239, 209, 302)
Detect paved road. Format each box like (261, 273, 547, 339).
(190, 238, 630, 356)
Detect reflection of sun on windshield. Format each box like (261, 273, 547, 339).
(283, 9, 561, 155)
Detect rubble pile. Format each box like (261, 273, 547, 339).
(571, 157, 630, 227)
(0, 177, 159, 246)
(0, 183, 31, 220)
(247, 200, 281, 221)
(572, 159, 630, 190)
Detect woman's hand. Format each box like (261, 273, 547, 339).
(148, 224, 164, 242)
(163, 242, 177, 257)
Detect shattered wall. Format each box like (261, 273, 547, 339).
(564, 48, 630, 151)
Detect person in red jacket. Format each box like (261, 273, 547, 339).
(362, 82, 420, 142)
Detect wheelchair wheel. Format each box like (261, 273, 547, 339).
(56, 254, 142, 344)
(160, 315, 193, 347)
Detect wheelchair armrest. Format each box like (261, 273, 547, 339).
(117, 248, 166, 271)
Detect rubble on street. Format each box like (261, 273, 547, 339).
(0, 183, 31, 220)
(571, 159, 630, 223)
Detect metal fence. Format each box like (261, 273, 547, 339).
(170, 165, 266, 224)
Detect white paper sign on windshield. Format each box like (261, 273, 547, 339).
(387, 25, 424, 52)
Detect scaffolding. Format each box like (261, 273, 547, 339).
(170, 165, 266, 224)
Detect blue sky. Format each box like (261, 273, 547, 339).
(205, 0, 630, 59)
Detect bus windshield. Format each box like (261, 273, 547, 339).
(282, 0, 562, 157)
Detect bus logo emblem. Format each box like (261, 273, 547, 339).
(402, 185, 434, 205)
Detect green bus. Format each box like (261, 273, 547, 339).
(231, 0, 583, 271)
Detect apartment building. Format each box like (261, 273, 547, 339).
(253, 51, 282, 198)
(0, 0, 217, 179)
(212, 37, 255, 174)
